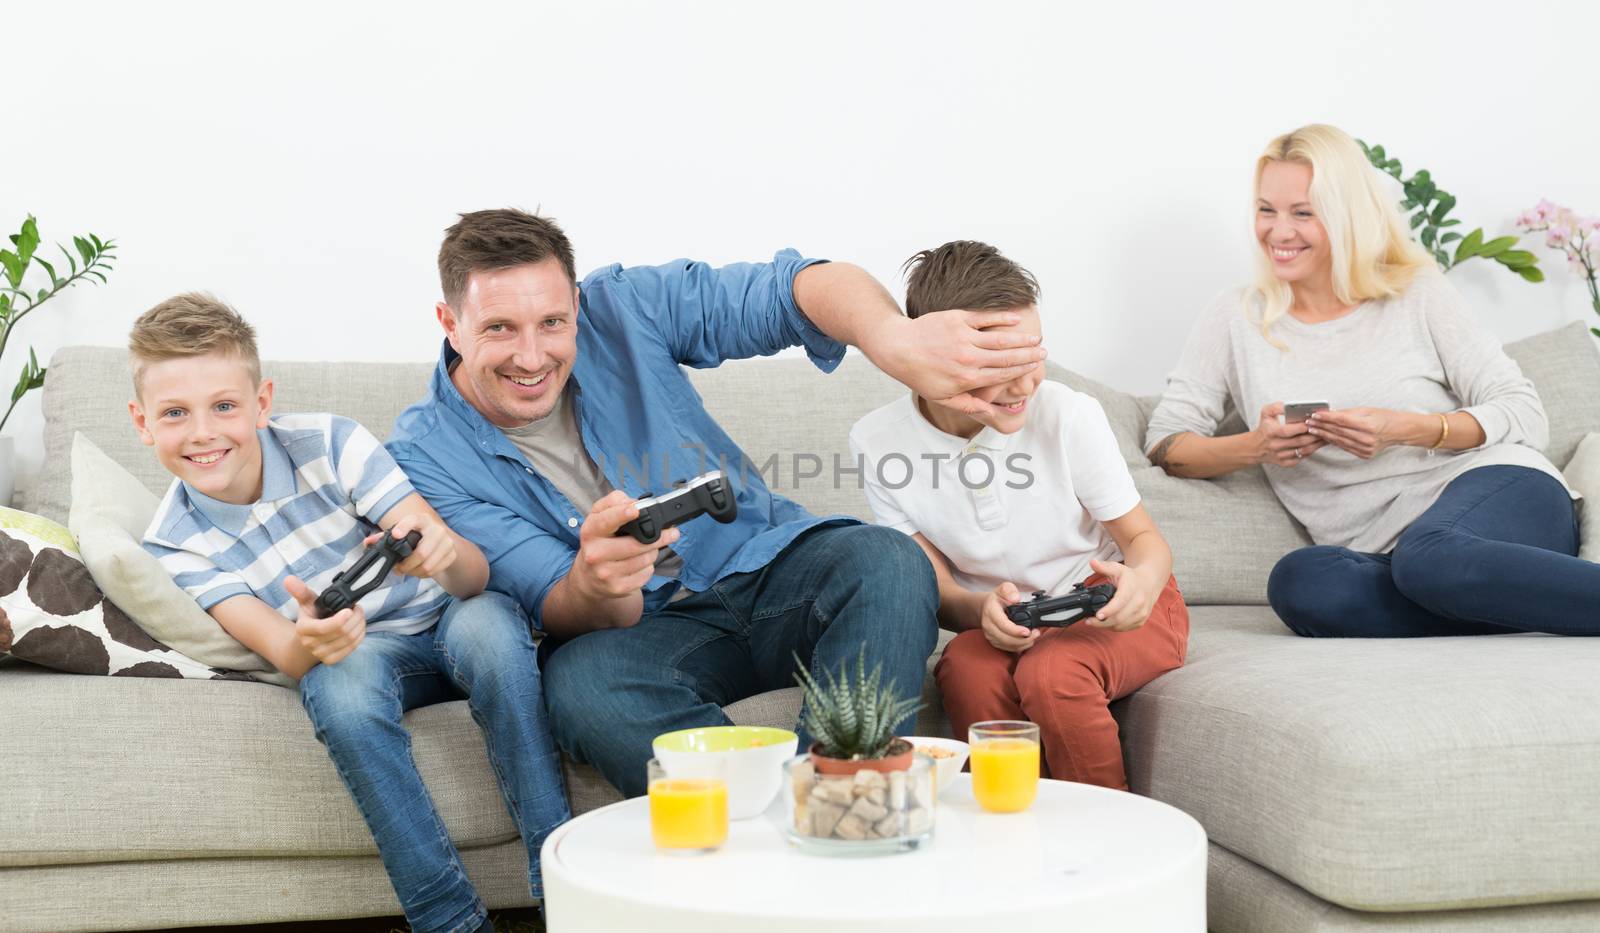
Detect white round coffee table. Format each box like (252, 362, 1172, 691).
(542, 774, 1207, 932)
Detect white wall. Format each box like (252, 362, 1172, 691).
(10, 0, 1600, 491)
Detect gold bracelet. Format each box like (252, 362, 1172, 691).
(1429, 413, 1450, 450)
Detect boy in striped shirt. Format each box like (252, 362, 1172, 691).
(130, 294, 568, 933)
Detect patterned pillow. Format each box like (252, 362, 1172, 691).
(0, 507, 257, 680)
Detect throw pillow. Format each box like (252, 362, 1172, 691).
(68, 433, 292, 686)
(1563, 434, 1600, 563)
(0, 507, 258, 680)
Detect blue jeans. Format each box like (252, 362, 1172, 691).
(542, 523, 939, 797)
(1268, 465, 1594, 637)
(299, 592, 569, 933)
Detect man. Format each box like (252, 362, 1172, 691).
(387, 209, 1047, 795)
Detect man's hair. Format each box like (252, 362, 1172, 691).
(128, 292, 261, 396)
(902, 240, 1039, 319)
(437, 209, 577, 307)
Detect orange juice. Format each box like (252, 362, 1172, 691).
(648, 778, 728, 849)
(970, 739, 1039, 813)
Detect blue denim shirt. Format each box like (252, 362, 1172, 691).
(386, 249, 859, 630)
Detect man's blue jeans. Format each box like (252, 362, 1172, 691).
(542, 523, 940, 797)
(1269, 465, 1594, 637)
(299, 592, 570, 933)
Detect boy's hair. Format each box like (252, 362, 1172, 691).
(128, 293, 261, 396)
(437, 208, 577, 308)
(902, 240, 1039, 319)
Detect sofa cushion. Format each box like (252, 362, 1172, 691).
(1505, 322, 1600, 469)
(0, 508, 247, 681)
(1564, 433, 1600, 561)
(67, 434, 292, 686)
(1, 644, 953, 866)
(1122, 605, 1600, 912)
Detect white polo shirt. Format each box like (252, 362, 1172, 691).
(848, 381, 1141, 597)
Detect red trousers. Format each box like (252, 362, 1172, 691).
(934, 574, 1189, 791)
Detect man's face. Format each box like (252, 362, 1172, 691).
(440, 258, 580, 428)
(129, 353, 273, 505)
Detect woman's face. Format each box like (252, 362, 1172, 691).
(1256, 160, 1333, 290)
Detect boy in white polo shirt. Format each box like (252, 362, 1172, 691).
(128, 294, 568, 933)
(849, 242, 1189, 790)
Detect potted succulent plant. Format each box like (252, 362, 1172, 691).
(785, 647, 934, 848)
(793, 645, 923, 775)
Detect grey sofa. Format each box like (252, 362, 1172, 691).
(5, 323, 1600, 932)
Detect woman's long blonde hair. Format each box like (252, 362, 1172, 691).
(1245, 124, 1433, 342)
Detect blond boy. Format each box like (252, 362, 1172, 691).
(129, 294, 567, 933)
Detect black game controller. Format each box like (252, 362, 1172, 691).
(314, 530, 423, 617)
(616, 470, 738, 545)
(1004, 582, 1117, 629)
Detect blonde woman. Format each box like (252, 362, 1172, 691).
(1144, 124, 1593, 637)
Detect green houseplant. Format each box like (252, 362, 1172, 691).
(793, 645, 922, 774)
(0, 215, 116, 506)
(0, 215, 118, 431)
(1358, 140, 1542, 283)
(786, 646, 934, 848)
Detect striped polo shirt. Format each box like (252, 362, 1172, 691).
(142, 413, 450, 636)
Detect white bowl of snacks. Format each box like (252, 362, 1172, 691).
(907, 736, 969, 798)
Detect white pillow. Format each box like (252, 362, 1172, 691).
(67, 433, 293, 688)
(1564, 433, 1600, 563)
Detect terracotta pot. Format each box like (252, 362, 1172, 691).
(808, 738, 914, 776)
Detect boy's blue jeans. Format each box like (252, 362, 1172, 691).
(542, 523, 940, 797)
(299, 591, 569, 933)
(1269, 465, 1594, 637)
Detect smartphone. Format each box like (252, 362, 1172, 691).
(1283, 400, 1330, 423)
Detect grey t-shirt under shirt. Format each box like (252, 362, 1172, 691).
(504, 391, 686, 582)
(1145, 271, 1571, 554)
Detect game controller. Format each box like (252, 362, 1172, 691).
(314, 529, 423, 617)
(616, 470, 738, 545)
(1004, 582, 1117, 629)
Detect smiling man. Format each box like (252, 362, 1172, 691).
(386, 208, 1048, 796)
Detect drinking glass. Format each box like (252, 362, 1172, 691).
(647, 757, 728, 852)
(968, 720, 1040, 813)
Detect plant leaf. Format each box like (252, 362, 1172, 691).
(0, 250, 22, 289)
(1438, 219, 1461, 227)
(1476, 236, 1517, 259)
(74, 236, 93, 266)
(1410, 212, 1427, 230)
(1441, 232, 1462, 243)
(11, 348, 46, 405)
(1455, 228, 1485, 262)
(1421, 227, 1436, 249)
(57, 244, 78, 276)
(17, 216, 39, 266)
(33, 255, 58, 287)
(1497, 249, 1537, 268)
(1518, 266, 1545, 283)
(1430, 193, 1457, 223)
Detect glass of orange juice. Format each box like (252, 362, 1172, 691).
(647, 757, 728, 852)
(969, 720, 1041, 813)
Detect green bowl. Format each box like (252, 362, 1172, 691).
(653, 725, 797, 754)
